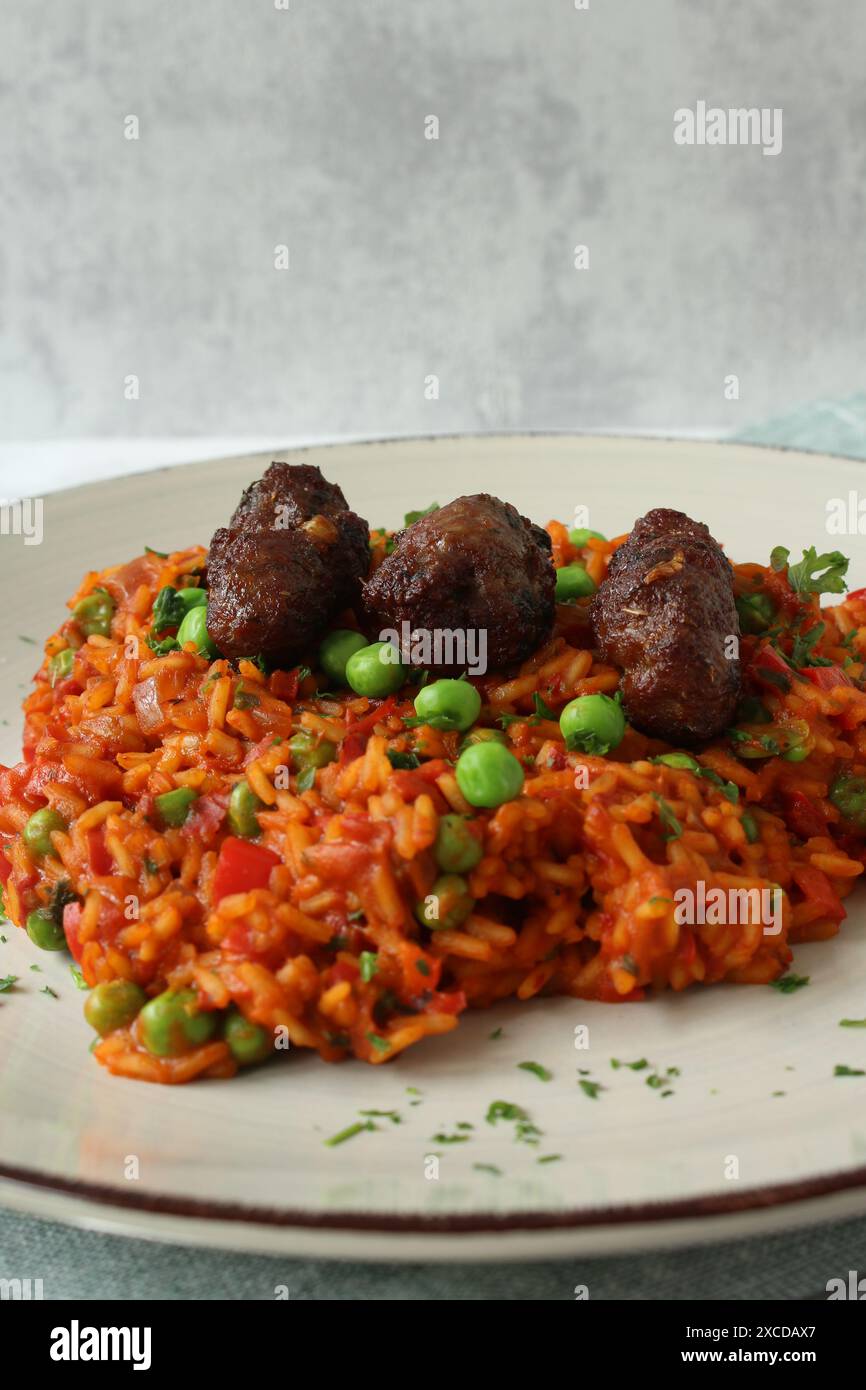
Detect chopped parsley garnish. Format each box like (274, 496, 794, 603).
(489, 1026, 504, 1040)
(151, 585, 191, 633)
(145, 545, 169, 558)
(769, 545, 789, 572)
(839, 1018, 866, 1028)
(651, 793, 682, 841)
(518, 1061, 552, 1082)
(0, 974, 18, 992)
(365, 1031, 391, 1054)
(358, 1109, 401, 1123)
(483, 1100, 542, 1143)
(771, 974, 810, 994)
(143, 857, 159, 876)
(578, 1079, 603, 1099)
(415, 958, 430, 976)
(610, 1057, 649, 1071)
(324, 1119, 377, 1147)
(532, 693, 557, 720)
(432, 1132, 471, 1144)
(473, 1163, 502, 1176)
(232, 682, 260, 710)
(404, 502, 439, 527)
(537, 1154, 563, 1164)
(40, 985, 58, 998)
(790, 622, 833, 669)
(834, 1064, 866, 1077)
(788, 547, 849, 596)
(145, 633, 181, 656)
(18, 635, 37, 645)
(359, 951, 379, 983)
(386, 749, 421, 770)
(69, 964, 89, 991)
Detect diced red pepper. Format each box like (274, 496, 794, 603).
(346, 696, 397, 740)
(424, 988, 467, 1016)
(790, 864, 846, 923)
(212, 836, 281, 904)
(63, 902, 84, 962)
(798, 664, 856, 691)
(87, 827, 114, 876)
(0, 850, 11, 887)
(750, 643, 796, 689)
(783, 790, 828, 841)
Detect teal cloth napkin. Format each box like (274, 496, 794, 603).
(2, 401, 866, 1300)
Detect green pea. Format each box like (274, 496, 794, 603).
(228, 779, 263, 838)
(85, 979, 147, 1037)
(224, 1008, 272, 1066)
(434, 813, 484, 873)
(560, 693, 626, 755)
(175, 586, 207, 612)
(48, 648, 74, 686)
(289, 731, 337, 770)
(568, 528, 606, 547)
(653, 752, 700, 771)
(414, 678, 482, 733)
(154, 787, 198, 827)
(455, 741, 524, 808)
(345, 641, 407, 697)
(415, 874, 474, 931)
(138, 988, 217, 1057)
(782, 742, 810, 763)
(22, 807, 67, 858)
(458, 726, 508, 752)
(829, 773, 866, 831)
(26, 908, 66, 951)
(319, 629, 368, 685)
(176, 603, 219, 658)
(555, 563, 596, 602)
(73, 588, 115, 638)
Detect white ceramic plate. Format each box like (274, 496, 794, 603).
(2, 434, 866, 1263)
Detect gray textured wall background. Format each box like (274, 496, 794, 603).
(0, 0, 863, 440)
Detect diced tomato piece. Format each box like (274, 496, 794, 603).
(304, 841, 374, 883)
(790, 864, 846, 923)
(846, 588, 866, 604)
(63, 902, 84, 961)
(329, 959, 360, 985)
(424, 988, 466, 1016)
(212, 836, 281, 903)
(798, 664, 856, 690)
(0, 851, 10, 887)
(339, 733, 366, 767)
(394, 940, 442, 995)
(783, 790, 828, 841)
(87, 827, 114, 876)
(268, 667, 302, 701)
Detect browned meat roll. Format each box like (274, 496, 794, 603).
(362, 493, 556, 674)
(590, 507, 741, 743)
(206, 462, 369, 663)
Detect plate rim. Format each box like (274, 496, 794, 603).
(19, 429, 865, 509)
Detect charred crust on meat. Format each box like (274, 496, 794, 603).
(590, 507, 742, 744)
